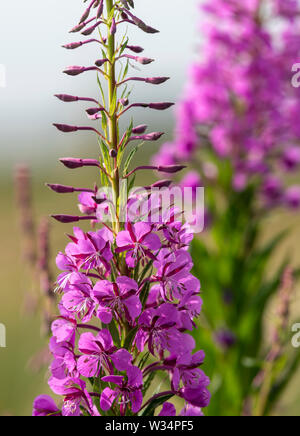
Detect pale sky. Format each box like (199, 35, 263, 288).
(0, 0, 200, 170)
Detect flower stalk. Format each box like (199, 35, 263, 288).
(33, 0, 210, 417)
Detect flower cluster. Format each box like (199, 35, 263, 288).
(154, 0, 300, 209)
(33, 0, 210, 417)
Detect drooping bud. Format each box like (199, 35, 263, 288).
(51, 215, 96, 224)
(62, 42, 83, 50)
(62, 39, 103, 50)
(127, 45, 144, 53)
(125, 11, 159, 34)
(86, 107, 105, 116)
(47, 184, 93, 194)
(53, 124, 78, 133)
(54, 94, 99, 105)
(54, 94, 79, 102)
(95, 58, 109, 67)
(69, 23, 86, 33)
(145, 77, 169, 85)
(132, 125, 148, 134)
(64, 66, 100, 76)
(96, 0, 104, 19)
(149, 102, 174, 110)
(157, 165, 186, 173)
(124, 55, 154, 65)
(59, 158, 100, 169)
(81, 21, 103, 36)
(63, 66, 86, 76)
(130, 132, 164, 142)
(47, 184, 76, 194)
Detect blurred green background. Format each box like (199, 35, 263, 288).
(1, 0, 300, 416)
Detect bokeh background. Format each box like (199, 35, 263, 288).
(0, 0, 300, 416)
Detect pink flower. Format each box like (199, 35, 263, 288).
(77, 329, 132, 377)
(116, 222, 161, 268)
(100, 366, 143, 414)
(92, 276, 142, 324)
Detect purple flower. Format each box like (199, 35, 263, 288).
(66, 228, 112, 272)
(159, 402, 176, 416)
(93, 276, 142, 324)
(77, 329, 132, 377)
(284, 185, 300, 209)
(61, 279, 96, 323)
(135, 303, 195, 357)
(78, 192, 98, 215)
(116, 222, 161, 268)
(32, 395, 61, 417)
(100, 366, 143, 414)
(51, 316, 77, 344)
(180, 403, 204, 416)
(153, 249, 199, 301)
(49, 377, 93, 417)
(179, 371, 211, 408)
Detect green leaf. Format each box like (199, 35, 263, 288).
(123, 326, 138, 350)
(141, 394, 174, 417)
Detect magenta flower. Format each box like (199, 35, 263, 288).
(77, 329, 132, 377)
(78, 192, 97, 215)
(153, 249, 199, 301)
(62, 279, 96, 323)
(66, 228, 112, 273)
(100, 366, 143, 414)
(51, 316, 77, 344)
(32, 395, 61, 417)
(159, 402, 176, 417)
(116, 222, 161, 268)
(49, 377, 93, 416)
(93, 276, 141, 325)
(135, 303, 195, 358)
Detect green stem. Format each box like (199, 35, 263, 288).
(106, 0, 120, 233)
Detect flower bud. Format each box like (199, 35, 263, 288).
(59, 158, 100, 169)
(63, 66, 86, 76)
(96, 0, 104, 18)
(132, 125, 148, 134)
(126, 11, 159, 34)
(54, 94, 79, 102)
(145, 77, 170, 85)
(127, 45, 144, 53)
(53, 124, 78, 133)
(131, 132, 164, 142)
(62, 42, 83, 50)
(157, 165, 186, 173)
(51, 215, 95, 223)
(69, 23, 86, 33)
(149, 102, 174, 110)
(95, 59, 108, 67)
(136, 57, 154, 65)
(86, 107, 104, 116)
(47, 184, 75, 194)
(81, 21, 102, 36)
